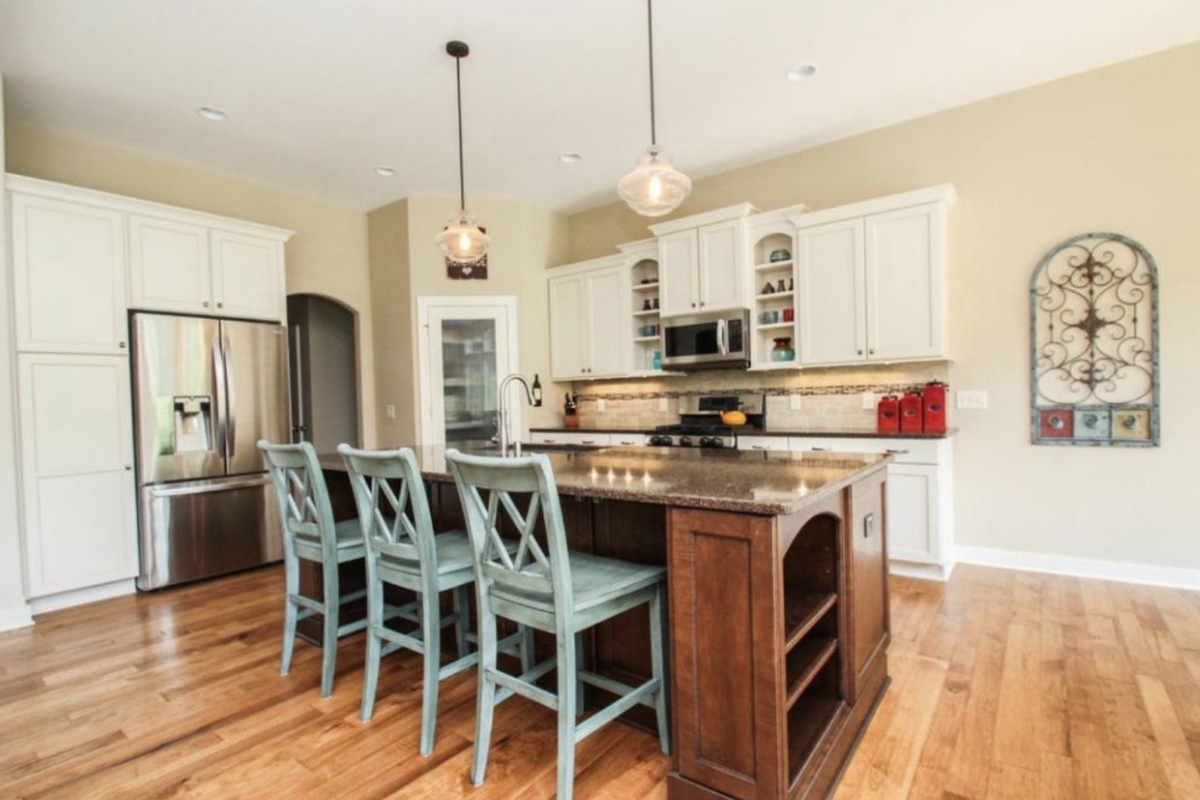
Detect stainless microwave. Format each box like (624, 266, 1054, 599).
(662, 309, 751, 370)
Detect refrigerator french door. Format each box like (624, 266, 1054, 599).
(131, 312, 289, 590)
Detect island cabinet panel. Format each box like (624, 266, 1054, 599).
(847, 469, 889, 704)
(668, 508, 782, 800)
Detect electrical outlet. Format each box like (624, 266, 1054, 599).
(790, 394, 803, 411)
(658, 398, 669, 412)
(385, 404, 396, 419)
(597, 398, 606, 412)
(861, 391, 876, 410)
(956, 390, 989, 409)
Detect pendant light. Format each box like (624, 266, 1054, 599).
(618, 0, 691, 217)
(435, 40, 490, 264)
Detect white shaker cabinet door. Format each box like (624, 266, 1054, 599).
(210, 230, 284, 321)
(696, 219, 743, 312)
(885, 463, 940, 565)
(549, 274, 588, 380)
(795, 218, 866, 366)
(864, 204, 945, 361)
(586, 266, 631, 377)
(18, 354, 138, 597)
(128, 214, 212, 315)
(10, 194, 128, 354)
(657, 230, 699, 317)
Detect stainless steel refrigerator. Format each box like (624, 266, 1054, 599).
(132, 312, 289, 590)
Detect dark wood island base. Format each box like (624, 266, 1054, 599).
(315, 446, 891, 800)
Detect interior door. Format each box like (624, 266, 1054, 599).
(420, 299, 516, 446)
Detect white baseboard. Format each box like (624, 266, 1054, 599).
(0, 603, 34, 632)
(956, 545, 1200, 591)
(889, 560, 954, 582)
(29, 579, 136, 616)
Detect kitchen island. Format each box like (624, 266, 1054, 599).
(318, 445, 892, 800)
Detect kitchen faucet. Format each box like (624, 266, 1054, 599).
(496, 373, 542, 457)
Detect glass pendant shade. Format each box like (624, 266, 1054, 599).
(618, 146, 692, 217)
(435, 209, 490, 264)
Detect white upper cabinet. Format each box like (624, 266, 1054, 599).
(657, 230, 698, 317)
(795, 219, 867, 365)
(129, 214, 212, 313)
(548, 257, 632, 380)
(864, 205, 945, 361)
(10, 193, 128, 354)
(650, 204, 755, 318)
(790, 185, 954, 366)
(210, 229, 284, 320)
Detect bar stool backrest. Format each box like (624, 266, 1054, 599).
(445, 450, 573, 613)
(338, 446, 437, 581)
(259, 440, 337, 563)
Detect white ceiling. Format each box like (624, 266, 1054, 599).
(2, 1, 1199, 214)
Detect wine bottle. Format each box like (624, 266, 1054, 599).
(531, 374, 543, 407)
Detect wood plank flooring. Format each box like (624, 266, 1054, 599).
(2, 563, 1199, 799)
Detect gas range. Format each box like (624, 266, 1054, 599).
(647, 424, 739, 449)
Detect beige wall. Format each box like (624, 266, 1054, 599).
(370, 196, 570, 444)
(4, 120, 378, 446)
(0, 78, 33, 629)
(568, 41, 1200, 574)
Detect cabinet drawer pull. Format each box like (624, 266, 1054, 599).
(581, 440, 596, 444)
(863, 512, 876, 539)
(885, 448, 910, 455)
(810, 446, 831, 452)
(543, 439, 558, 444)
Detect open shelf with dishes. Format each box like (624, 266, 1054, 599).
(781, 512, 845, 790)
(750, 228, 798, 368)
(630, 254, 664, 373)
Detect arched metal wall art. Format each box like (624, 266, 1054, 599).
(1030, 233, 1159, 446)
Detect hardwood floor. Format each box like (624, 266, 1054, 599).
(2, 563, 1199, 800)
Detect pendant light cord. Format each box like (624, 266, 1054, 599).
(647, 0, 657, 146)
(455, 54, 466, 210)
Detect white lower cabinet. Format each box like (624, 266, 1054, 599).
(789, 436, 954, 579)
(530, 431, 612, 446)
(737, 435, 790, 452)
(17, 354, 138, 597)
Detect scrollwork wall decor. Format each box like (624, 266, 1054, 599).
(1030, 233, 1159, 446)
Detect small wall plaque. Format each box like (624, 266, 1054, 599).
(447, 253, 488, 280)
(1030, 233, 1159, 447)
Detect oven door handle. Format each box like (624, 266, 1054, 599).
(717, 319, 729, 355)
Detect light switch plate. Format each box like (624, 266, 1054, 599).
(385, 404, 396, 419)
(659, 398, 669, 412)
(957, 390, 989, 409)
(597, 398, 606, 412)
(790, 394, 803, 411)
(861, 391, 876, 410)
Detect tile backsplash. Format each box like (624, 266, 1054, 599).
(567, 362, 950, 431)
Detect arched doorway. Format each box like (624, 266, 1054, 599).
(287, 294, 360, 451)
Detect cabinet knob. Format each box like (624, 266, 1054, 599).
(869, 348, 875, 355)
(691, 302, 696, 308)
(118, 341, 126, 349)
(217, 302, 224, 309)
(203, 301, 210, 308)
(857, 349, 863, 356)
(124, 465, 132, 471)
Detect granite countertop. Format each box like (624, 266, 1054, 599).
(319, 445, 889, 517)
(530, 426, 955, 440)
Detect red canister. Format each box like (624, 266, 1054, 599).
(922, 381, 947, 434)
(899, 391, 924, 433)
(877, 395, 900, 434)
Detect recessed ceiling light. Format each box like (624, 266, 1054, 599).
(786, 64, 818, 82)
(374, 166, 398, 177)
(197, 106, 228, 122)
(558, 152, 583, 164)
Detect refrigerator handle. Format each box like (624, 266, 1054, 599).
(224, 334, 237, 458)
(212, 330, 229, 458)
(291, 324, 306, 443)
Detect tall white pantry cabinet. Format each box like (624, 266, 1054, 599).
(5, 175, 292, 611)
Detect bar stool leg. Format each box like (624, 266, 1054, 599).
(650, 586, 670, 754)
(360, 565, 384, 721)
(471, 603, 499, 785)
(419, 589, 441, 756)
(556, 629, 578, 800)
(281, 555, 298, 675)
(320, 566, 340, 698)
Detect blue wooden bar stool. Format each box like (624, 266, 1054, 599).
(339, 445, 532, 755)
(445, 449, 670, 800)
(258, 440, 368, 698)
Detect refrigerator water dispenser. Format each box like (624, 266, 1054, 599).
(173, 396, 213, 453)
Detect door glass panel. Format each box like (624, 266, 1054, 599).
(441, 319, 497, 443)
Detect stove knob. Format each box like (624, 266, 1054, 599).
(678, 436, 694, 447)
(705, 437, 725, 448)
(649, 435, 671, 447)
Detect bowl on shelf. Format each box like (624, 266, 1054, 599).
(769, 248, 791, 263)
